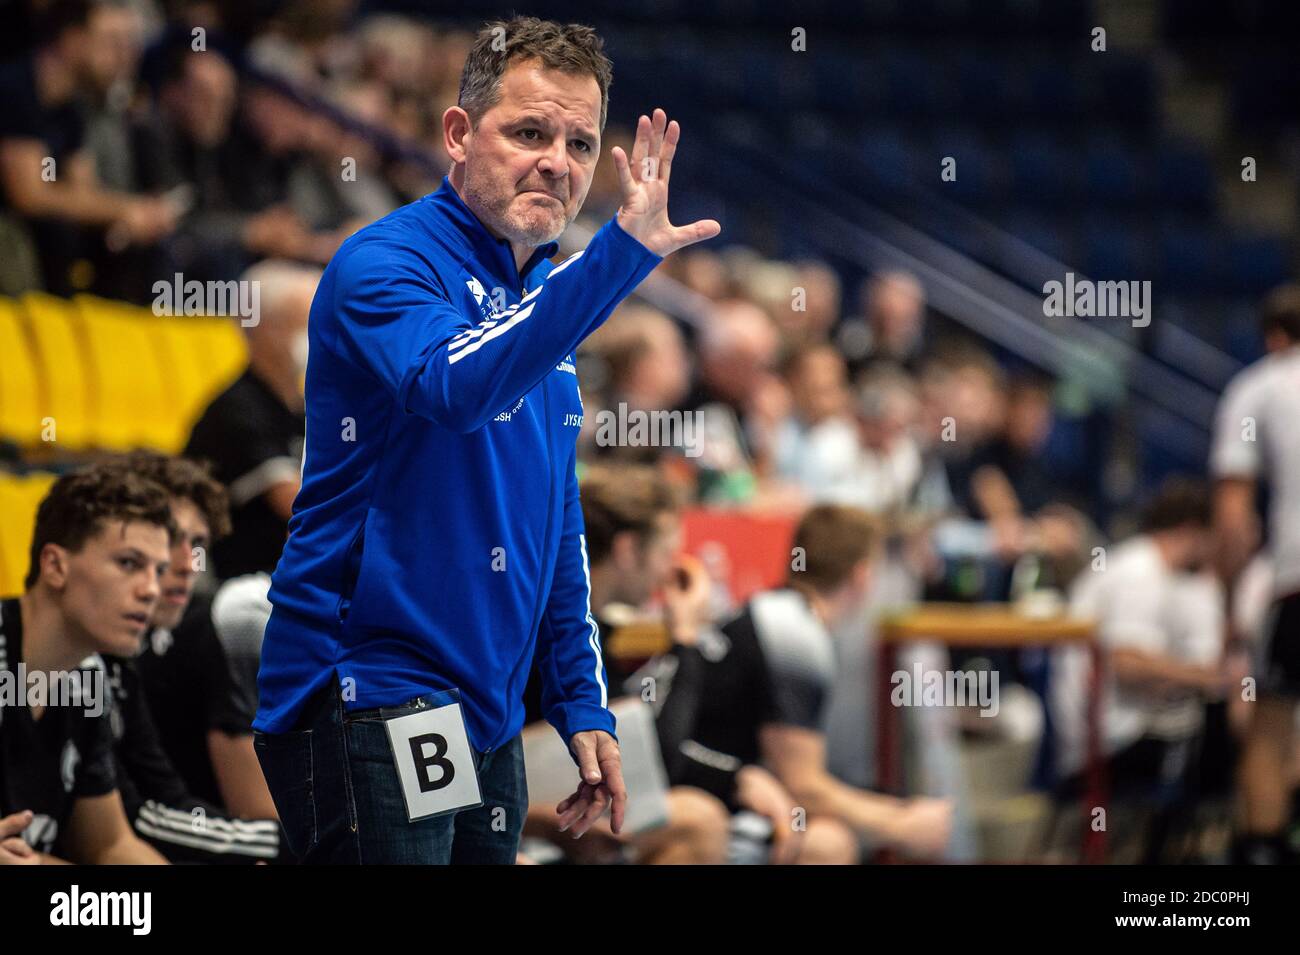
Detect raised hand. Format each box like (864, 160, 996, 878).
(611, 108, 721, 257)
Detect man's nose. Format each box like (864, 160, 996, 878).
(537, 137, 569, 179)
(140, 569, 162, 604)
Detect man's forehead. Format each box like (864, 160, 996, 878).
(93, 519, 170, 554)
(495, 59, 601, 128)
(171, 497, 211, 537)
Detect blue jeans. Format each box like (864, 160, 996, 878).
(254, 677, 527, 864)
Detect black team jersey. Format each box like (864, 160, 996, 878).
(135, 591, 255, 807)
(0, 598, 116, 857)
(101, 650, 281, 863)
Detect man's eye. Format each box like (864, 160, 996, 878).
(519, 128, 540, 141)
(117, 557, 141, 572)
(571, 140, 591, 153)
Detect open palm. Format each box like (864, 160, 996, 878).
(612, 108, 721, 257)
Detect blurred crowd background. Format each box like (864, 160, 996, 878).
(1, 0, 1298, 864)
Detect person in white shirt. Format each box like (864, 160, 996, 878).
(772, 343, 859, 497)
(1050, 479, 1224, 860)
(790, 364, 923, 515)
(1211, 284, 1300, 863)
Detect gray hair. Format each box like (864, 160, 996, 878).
(458, 16, 612, 130)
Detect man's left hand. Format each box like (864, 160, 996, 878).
(556, 730, 627, 837)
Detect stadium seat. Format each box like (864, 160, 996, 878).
(1008, 131, 1081, 204)
(74, 296, 174, 452)
(0, 298, 43, 448)
(1083, 136, 1144, 206)
(1154, 138, 1216, 213)
(0, 470, 56, 597)
(1225, 233, 1290, 296)
(1158, 221, 1225, 295)
(1082, 217, 1151, 279)
(13, 293, 246, 456)
(19, 293, 93, 451)
(162, 315, 248, 437)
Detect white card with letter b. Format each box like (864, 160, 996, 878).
(385, 702, 483, 821)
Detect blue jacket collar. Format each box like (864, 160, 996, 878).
(428, 176, 560, 290)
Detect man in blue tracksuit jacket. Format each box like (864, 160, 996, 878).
(251, 17, 720, 864)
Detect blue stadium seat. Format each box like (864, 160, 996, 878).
(1083, 136, 1145, 206)
(1225, 233, 1290, 296)
(1024, 57, 1087, 121)
(1082, 218, 1150, 279)
(856, 125, 922, 188)
(1008, 131, 1082, 203)
(1157, 221, 1225, 295)
(1000, 208, 1075, 263)
(954, 49, 1012, 121)
(927, 125, 1002, 205)
(883, 49, 946, 118)
(1153, 139, 1215, 213)
(1095, 54, 1157, 125)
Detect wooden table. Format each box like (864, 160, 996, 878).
(876, 603, 1105, 863)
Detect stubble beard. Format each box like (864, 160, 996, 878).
(464, 171, 574, 249)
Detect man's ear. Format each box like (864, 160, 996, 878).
(443, 106, 473, 165)
(38, 543, 70, 591)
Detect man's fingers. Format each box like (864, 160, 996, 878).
(648, 109, 666, 170)
(569, 785, 611, 838)
(598, 752, 629, 834)
(1, 837, 33, 858)
(669, 219, 722, 253)
(556, 786, 591, 831)
(630, 114, 651, 176)
(658, 120, 680, 186)
(610, 146, 637, 201)
(572, 734, 603, 786)
(0, 811, 33, 839)
(769, 823, 803, 865)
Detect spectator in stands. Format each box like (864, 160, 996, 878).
(838, 270, 927, 378)
(671, 247, 733, 301)
(682, 298, 785, 503)
(184, 259, 316, 579)
(774, 259, 842, 348)
(931, 347, 1008, 518)
(81, 0, 146, 192)
(0, 464, 173, 863)
(1049, 478, 1226, 862)
(0, 0, 179, 296)
(221, 78, 351, 263)
(134, 44, 252, 283)
(93, 452, 283, 862)
(583, 302, 692, 462)
(524, 465, 858, 863)
(772, 343, 858, 501)
(309, 80, 402, 223)
(105, 453, 275, 821)
(591, 303, 692, 415)
(830, 365, 924, 515)
(966, 373, 1077, 520)
(698, 503, 954, 858)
